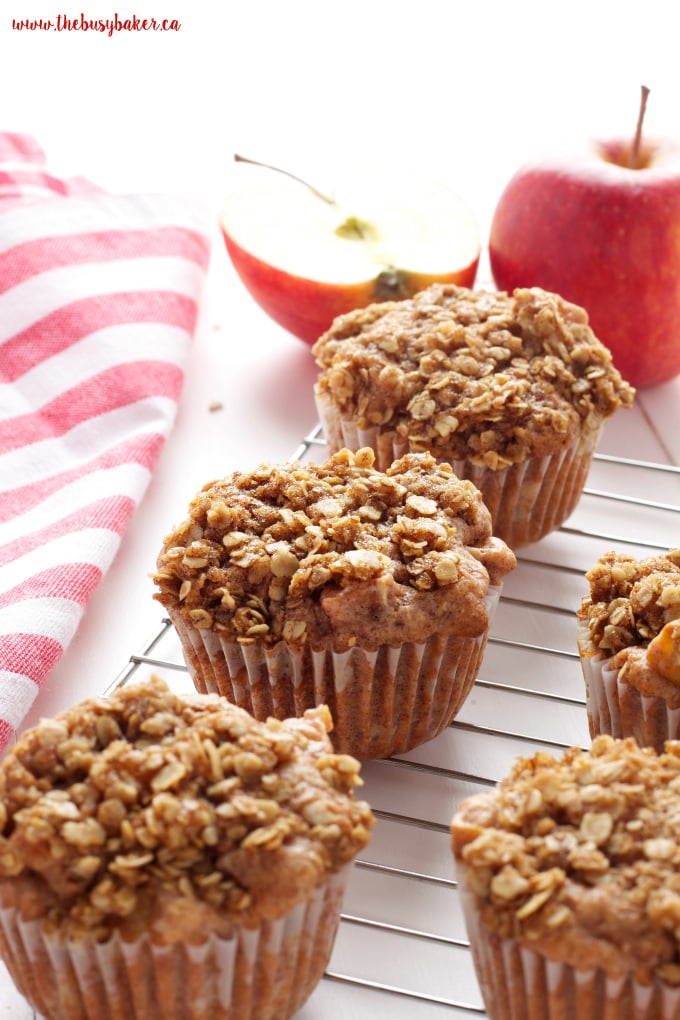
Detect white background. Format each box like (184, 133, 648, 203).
(2, 0, 680, 227)
(5, 0, 679, 384)
(2, 0, 680, 874)
(1, 3, 680, 1016)
(8, 0, 680, 718)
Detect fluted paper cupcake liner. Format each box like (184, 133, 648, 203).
(0, 867, 348, 1020)
(577, 624, 680, 753)
(460, 890, 680, 1020)
(315, 391, 602, 548)
(169, 587, 501, 760)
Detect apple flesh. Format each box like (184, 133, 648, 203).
(220, 163, 480, 345)
(489, 137, 680, 388)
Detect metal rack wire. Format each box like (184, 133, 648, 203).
(105, 427, 680, 1020)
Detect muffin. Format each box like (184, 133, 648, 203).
(452, 735, 680, 1020)
(0, 676, 374, 1020)
(312, 284, 635, 548)
(153, 446, 516, 761)
(577, 548, 680, 752)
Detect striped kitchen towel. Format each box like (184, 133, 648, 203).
(0, 132, 213, 754)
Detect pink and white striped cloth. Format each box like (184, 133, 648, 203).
(0, 132, 213, 754)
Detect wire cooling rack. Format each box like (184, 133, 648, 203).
(104, 425, 679, 1020)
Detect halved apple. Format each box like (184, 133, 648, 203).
(220, 160, 481, 345)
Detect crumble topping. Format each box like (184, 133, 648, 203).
(313, 285, 634, 468)
(452, 735, 680, 985)
(0, 677, 374, 941)
(578, 549, 680, 685)
(153, 448, 516, 651)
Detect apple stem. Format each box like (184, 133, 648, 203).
(233, 153, 336, 206)
(629, 84, 650, 170)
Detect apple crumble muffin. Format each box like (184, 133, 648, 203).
(452, 735, 680, 1017)
(577, 548, 680, 750)
(313, 284, 635, 547)
(153, 447, 516, 759)
(0, 677, 373, 1020)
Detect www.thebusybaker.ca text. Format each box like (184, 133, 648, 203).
(12, 13, 181, 34)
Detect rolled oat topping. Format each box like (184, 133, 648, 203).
(313, 285, 634, 468)
(0, 678, 374, 941)
(578, 549, 680, 684)
(153, 448, 516, 651)
(452, 736, 680, 984)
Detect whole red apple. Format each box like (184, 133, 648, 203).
(221, 159, 480, 346)
(489, 135, 680, 387)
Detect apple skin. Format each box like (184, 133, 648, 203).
(221, 230, 479, 346)
(489, 137, 680, 388)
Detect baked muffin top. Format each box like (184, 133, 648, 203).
(0, 677, 374, 942)
(578, 549, 680, 692)
(153, 447, 516, 652)
(452, 735, 680, 985)
(313, 285, 635, 468)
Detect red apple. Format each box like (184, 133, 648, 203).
(220, 159, 480, 345)
(489, 133, 680, 388)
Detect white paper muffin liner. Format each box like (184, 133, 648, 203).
(0, 866, 349, 1020)
(460, 889, 680, 1020)
(577, 622, 680, 753)
(315, 389, 603, 549)
(169, 586, 502, 761)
